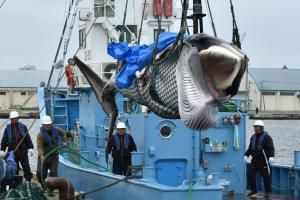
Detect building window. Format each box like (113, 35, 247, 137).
(20, 92, 26, 96)
(79, 28, 86, 48)
(0, 92, 6, 95)
(154, 28, 165, 42)
(280, 91, 295, 96)
(94, 0, 115, 18)
(261, 91, 275, 96)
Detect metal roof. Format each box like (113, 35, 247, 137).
(249, 68, 300, 91)
(0, 69, 67, 88)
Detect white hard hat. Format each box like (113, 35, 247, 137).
(116, 122, 126, 129)
(9, 111, 19, 119)
(253, 120, 264, 127)
(42, 115, 52, 125)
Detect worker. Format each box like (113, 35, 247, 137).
(106, 122, 137, 175)
(244, 120, 275, 198)
(36, 115, 67, 187)
(0, 151, 17, 192)
(0, 111, 34, 182)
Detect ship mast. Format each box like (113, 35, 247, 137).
(191, 0, 206, 34)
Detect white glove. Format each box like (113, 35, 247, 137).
(244, 156, 248, 162)
(269, 157, 275, 164)
(0, 151, 5, 158)
(28, 149, 34, 157)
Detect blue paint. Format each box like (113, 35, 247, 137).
(294, 151, 300, 167)
(39, 86, 300, 199)
(156, 159, 187, 187)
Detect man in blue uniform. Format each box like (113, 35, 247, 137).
(0, 152, 17, 181)
(0, 151, 17, 190)
(244, 120, 275, 198)
(0, 111, 34, 182)
(107, 122, 137, 175)
(36, 115, 67, 186)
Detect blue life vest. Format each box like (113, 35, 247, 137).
(40, 126, 60, 146)
(113, 133, 129, 150)
(5, 123, 26, 144)
(251, 132, 267, 150)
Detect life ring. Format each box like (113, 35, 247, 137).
(65, 64, 75, 88)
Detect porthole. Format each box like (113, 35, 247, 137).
(160, 125, 172, 139)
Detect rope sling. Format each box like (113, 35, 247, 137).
(117, 0, 188, 118)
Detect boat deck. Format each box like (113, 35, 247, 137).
(224, 192, 298, 200)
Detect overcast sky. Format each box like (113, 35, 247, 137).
(0, 0, 299, 69)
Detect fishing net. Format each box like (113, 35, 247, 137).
(118, 44, 182, 119)
(0, 181, 47, 200)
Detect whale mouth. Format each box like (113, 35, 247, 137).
(177, 35, 247, 130)
(200, 43, 245, 103)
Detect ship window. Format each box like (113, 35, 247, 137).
(116, 25, 137, 43)
(20, 92, 26, 96)
(0, 92, 6, 95)
(94, 0, 115, 18)
(154, 29, 165, 42)
(160, 125, 172, 139)
(79, 29, 86, 48)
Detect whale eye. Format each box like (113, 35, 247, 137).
(160, 125, 172, 139)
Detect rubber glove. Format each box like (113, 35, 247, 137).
(269, 157, 275, 164)
(28, 149, 34, 157)
(0, 151, 5, 158)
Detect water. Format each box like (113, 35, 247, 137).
(247, 119, 300, 165)
(0, 118, 298, 171)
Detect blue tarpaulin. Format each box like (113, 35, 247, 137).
(107, 32, 178, 88)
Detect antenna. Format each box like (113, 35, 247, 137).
(187, 0, 206, 34)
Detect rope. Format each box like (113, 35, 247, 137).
(188, 181, 193, 200)
(39, 145, 108, 189)
(204, 0, 217, 37)
(152, 0, 188, 67)
(74, 16, 99, 56)
(0, 0, 7, 9)
(137, 0, 147, 44)
(229, 0, 241, 48)
(151, 0, 165, 64)
(47, 0, 75, 90)
(73, 167, 141, 199)
(119, 0, 129, 42)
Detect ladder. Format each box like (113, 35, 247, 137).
(52, 97, 69, 131)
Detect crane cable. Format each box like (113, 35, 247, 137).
(0, 0, 7, 9)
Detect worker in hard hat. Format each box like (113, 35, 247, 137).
(0, 151, 17, 192)
(0, 111, 34, 183)
(106, 122, 137, 175)
(36, 115, 67, 189)
(244, 120, 275, 198)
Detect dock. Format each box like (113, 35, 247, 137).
(249, 111, 300, 120)
(0, 109, 39, 118)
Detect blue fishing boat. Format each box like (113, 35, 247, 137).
(38, 0, 300, 199)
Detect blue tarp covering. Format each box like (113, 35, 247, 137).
(107, 32, 178, 88)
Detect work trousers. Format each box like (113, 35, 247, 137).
(37, 154, 59, 186)
(15, 152, 32, 181)
(247, 162, 272, 192)
(113, 159, 132, 176)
